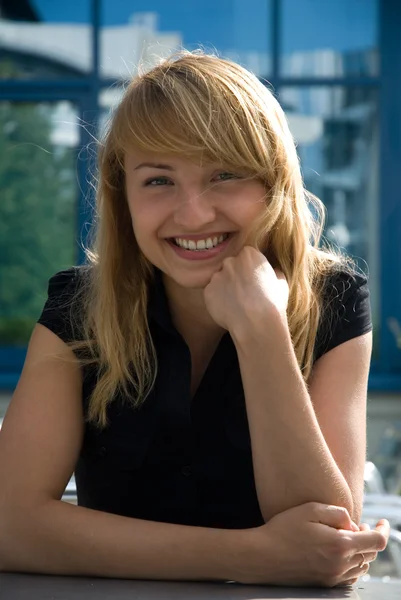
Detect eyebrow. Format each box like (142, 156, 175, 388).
(133, 162, 175, 171)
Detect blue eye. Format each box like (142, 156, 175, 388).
(215, 172, 239, 181)
(144, 176, 173, 186)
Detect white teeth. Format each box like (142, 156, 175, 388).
(174, 234, 229, 251)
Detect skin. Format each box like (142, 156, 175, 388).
(124, 150, 267, 342)
(124, 151, 267, 286)
(124, 150, 273, 389)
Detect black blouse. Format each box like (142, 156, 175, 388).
(37, 266, 372, 529)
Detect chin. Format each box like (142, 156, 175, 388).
(165, 267, 217, 290)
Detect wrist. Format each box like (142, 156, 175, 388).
(196, 528, 252, 582)
(213, 528, 252, 583)
(230, 310, 291, 352)
(227, 527, 275, 585)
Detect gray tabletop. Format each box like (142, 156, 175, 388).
(1, 575, 401, 600)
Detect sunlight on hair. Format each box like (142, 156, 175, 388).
(67, 50, 355, 428)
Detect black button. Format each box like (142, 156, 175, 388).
(181, 465, 192, 477)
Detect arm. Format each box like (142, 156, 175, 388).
(232, 318, 371, 524)
(203, 247, 370, 525)
(0, 324, 386, 586)
(0, 324, 238, 580)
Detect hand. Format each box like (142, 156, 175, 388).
(236, 502, 389, 587)
(203, 246, 289, 335)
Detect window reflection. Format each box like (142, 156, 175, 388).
(100, 1, 271, 79)
(0, 0, 92, 79)
(0, 101, 78, 345)
(99, 87, 124, 137)
(281, 0, 378, 77)
(281, 87, 379, 351)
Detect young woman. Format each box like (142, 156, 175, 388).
(0, 51, 389, 587)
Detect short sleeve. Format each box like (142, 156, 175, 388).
(314, 270, 372, 362)
(37, 267, 83, 344)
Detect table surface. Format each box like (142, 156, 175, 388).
(1, 575, 401, 600)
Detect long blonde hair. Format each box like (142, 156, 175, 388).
(71, 51, 347, 428)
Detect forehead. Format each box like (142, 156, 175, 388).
(124, 149, 221, 172)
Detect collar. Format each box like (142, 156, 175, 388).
(147, 268, 236, 362)
(147, 268, 178, 336)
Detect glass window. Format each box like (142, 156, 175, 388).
(0, 101, 79, 346)
(281, 0, 378, 77)
(280, 87, 379, 352)
(99, 86, 124, 137)
(101, 0, 271, 79)
(0, 0, 92, 79)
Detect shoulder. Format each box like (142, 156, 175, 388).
(321, 268, 370, 313)
(43, 267, 85, 302)
(37, 266, 91, 344)
(314, 266, 372, 362)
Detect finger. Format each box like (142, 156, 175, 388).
(346, 528, 389, 553)
(362, 551, 377, 564)
(375, 519, 390, 540)
(349, 551, 377, 568)
(310, 503, 356, 531)
(333, 563, 370, 588)
(341, 561, 370, 583)
(359, 523, 371, 532)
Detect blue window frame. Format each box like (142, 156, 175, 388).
(0, 0, 400, 390)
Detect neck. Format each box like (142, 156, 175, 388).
(163, 275, 225, 351)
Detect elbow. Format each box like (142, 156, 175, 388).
(0, 543, 5, 572)
(343, 486, 354, 513)
(0, 510, 11, 572)
(340, 476, 364, 525)
(351, 496, 364, 526)
(336, 484, 361, 525)
(0, 555, 9, 573)
(260, 483, 356, 525)
(331, 480, 353, 516)
(0, 503, 32, 572)
(0, 510, 17, 572)
(0, 519, 16, 573)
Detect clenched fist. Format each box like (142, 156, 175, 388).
(203, 246, 289, 336)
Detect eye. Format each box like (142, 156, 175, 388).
(144, 176, 173, 187)
(213, 172, 240, 182)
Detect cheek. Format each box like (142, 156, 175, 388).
(128, 200, 166, 250)
(248, 186, 268, 218)
(230, 188, 266, 225)
(128, 196, 154, 226)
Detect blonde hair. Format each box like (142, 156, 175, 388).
(71, 50, 349, 428)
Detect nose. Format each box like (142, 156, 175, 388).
(173, 188, 216, 230)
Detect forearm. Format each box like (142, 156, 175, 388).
(0, 500, 242, 580)
(233, 322, 354, 522)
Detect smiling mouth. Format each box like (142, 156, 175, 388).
(171, 233, 230, 251)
